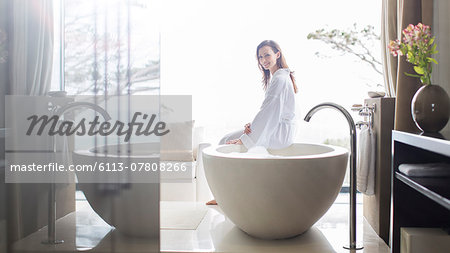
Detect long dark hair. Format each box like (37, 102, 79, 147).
(256, 40, 298, 93)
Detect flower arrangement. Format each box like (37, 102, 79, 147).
(388, 23, 438, 85)
(0, 29, 7, 63)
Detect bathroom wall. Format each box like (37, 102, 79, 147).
(433, 0, 450, 132)
(0, 0, 7, 128)
(0, 0, 8, 251)
(362, 97, 395, 244)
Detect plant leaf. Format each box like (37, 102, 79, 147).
(431, 44, 437, 51)
(427, 57, 438, 64)
(414, 66, 424, 75)
(404, 72, 421, 78)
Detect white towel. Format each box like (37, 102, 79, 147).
(357, 125, 376, 195)
(398, 163, 450, 177)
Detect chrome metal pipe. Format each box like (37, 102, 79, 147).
(304, 102, 363, 250)
(49, 183, 55, 242)
(42, 182, 63, 244)
(43, 102, 111, 244)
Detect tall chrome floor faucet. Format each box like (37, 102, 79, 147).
(304, 102, 363, 250)
(42, 101, 111, 245)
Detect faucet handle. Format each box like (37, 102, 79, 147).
(358, 111, 372, 117)
(351, 104, 363, 111)
(355, 121, 369, 129)
(48, 102, 61, 113)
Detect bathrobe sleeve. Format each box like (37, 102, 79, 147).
(240, 75, 286, 149)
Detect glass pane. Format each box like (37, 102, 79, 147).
(64, 0, 160, 96)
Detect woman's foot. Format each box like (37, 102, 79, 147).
(206, 199, 217, 205)
(226, 139, 242, 145)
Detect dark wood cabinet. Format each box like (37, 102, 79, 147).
(390, 130, 450, 253)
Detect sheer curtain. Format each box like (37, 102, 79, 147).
(6, 0, 75, 245)
(381, 0, 433, 132)
(10, 0, 53, 95)
(381, 0, 397, 97)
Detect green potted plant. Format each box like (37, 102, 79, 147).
(389, 23, 449, 132)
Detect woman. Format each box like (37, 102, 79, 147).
(206, 40, 298, 205)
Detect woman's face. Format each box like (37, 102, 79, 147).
(258, 46, 280, 74)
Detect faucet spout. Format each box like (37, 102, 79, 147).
(304, 102, 362, 250)
(304, 103, 356, 136)
(55, 102, 111, 121)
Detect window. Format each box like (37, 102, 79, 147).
(62, 0, 160, 96)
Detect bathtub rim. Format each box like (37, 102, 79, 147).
(202, 142, 348, 160)
(73, 142, 160, 159)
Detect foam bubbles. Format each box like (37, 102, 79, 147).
(247, 146, 270, 155)
(230, 146, 280, 158)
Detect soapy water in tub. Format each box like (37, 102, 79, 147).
(219, 144, 337, 159)
(229, 146, 284, 158)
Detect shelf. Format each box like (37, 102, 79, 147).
(395, 172, 450, 210)
(391, 130, 450, 253)
(392, 130, 450, 157)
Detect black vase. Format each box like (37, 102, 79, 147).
(411, 84, 450, 132)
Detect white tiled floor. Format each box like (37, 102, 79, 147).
(159, 194, 390, 253)
(12, 192, 390, 252)
(78, 191, 389, 253)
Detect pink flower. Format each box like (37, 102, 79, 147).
(388, 39, 403, 56)
(389, 23, 438, 85)
(403, 24, 415, 38)
(423, 25, 431, 36)
(402, 28, 414, 45)
(414, 29, 421, 38)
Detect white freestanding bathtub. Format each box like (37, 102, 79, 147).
(73, 142, 196, 237)
(73, 143, 161, 238)
(202, 143, 348, 239)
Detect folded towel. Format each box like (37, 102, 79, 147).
(398, 163, 450, 177)
(357, 125, 376, 195)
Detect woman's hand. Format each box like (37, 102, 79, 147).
(243, 123, 252, 134)
(226, 139, 243, 145)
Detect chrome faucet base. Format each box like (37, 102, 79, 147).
(343, 244, 364, 250)
(42, 239, 64, 245)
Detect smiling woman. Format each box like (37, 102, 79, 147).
(257, 40, 298, 93)
(225, 40, 297, 150)
(207, 40, 298, 205)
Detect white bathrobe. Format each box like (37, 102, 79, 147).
(240, 68, 296, 149)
